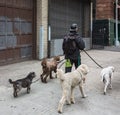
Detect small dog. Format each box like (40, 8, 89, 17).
(9, 72, 36, 97)
(40, 56, 60, 83)
(100, 66, 115, 95)
(57, 64, 89, 113)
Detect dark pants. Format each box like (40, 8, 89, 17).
(65, 55, 81, 73)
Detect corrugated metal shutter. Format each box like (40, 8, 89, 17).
(48, 0, 91, 56)
(49, 0, 82, 39)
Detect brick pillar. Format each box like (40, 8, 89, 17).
(37, 0, 48, 59)
(96, 0, 114, 19)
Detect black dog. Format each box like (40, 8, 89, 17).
(9, 72, 36, 97)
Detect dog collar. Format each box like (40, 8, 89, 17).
(76, 70, 83, 79)
(77, 70, 86, 83)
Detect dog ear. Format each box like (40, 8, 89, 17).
(54, 56, 60, 61)
(109, 66, 115, 72)
(112, 67, 115, 72)
(80, 64, 89, 74)
(31, 72, 35, 75)
(32, 72, 36, 77)
(41, 59, 47, 66)
(56, 69, 64, 80)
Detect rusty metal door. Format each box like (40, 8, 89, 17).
(0, 0, 35, 65)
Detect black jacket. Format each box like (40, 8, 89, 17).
(62, 32, 85, 60)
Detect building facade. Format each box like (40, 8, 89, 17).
(0, 0, 36, 65)
(0, 0, 92, 65)
(37, 0, 92, 59)
(92, 0, 120, 47)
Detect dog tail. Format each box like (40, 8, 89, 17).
(8, 79, 14, 84)
(57, 69, 65, 81)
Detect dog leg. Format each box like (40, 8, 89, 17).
(54, 69, 57, 78)
(66, 93, 71, 105)
(109, 84, 112, 89)
(104, 81, 109, 95)
(50, 71, 53, 79)
(27, 86, 31, 93)
(109, 77, 112, 89)
(40, 73, 45, 82)
(70, 87, 75, 104)
(58, 91, 67, 113)
(43, 74, 49, 83)
(79, 83, 87, 98)
(13, 89, 18, 97)
(55, 74, 57, 78)
(54, 67, 57, 73)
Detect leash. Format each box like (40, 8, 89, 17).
(32, 78, 40, 84)
(58, 59, 65, 69)
(57, 58, 65, 69)
(57, 50, 103, 69)
(83, 50, 103, 69)
(57, 58, 65, 64)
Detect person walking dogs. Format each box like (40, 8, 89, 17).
(62, 23, 85, 73)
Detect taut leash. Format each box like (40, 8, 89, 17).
(32, 78, 40, 83)
(58, 59, 65, 69)
(83, 50, 103, 69)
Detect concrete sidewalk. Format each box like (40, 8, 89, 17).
(0, 50, 120, 115)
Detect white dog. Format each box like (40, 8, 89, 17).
(57, 64, 89, 113)
(100, 66, 115, 95)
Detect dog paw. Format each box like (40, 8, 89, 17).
(27, 91, 30, 94)
(55, 74, 57, 78)
(58, 110, 62, 114)
(71, 100, 75, 104)
(109, 86, 112, 90)
(70, 98, 75, 104)
(66, 101, 71, 105)
(50, 77, 54, 79)
(82, 95, 88, 98)
(13, 93, 18, 97)
(40, 76, 44, 82)
(14, 95, 18, 98)
(41, 80, 44, 83)
(104, 92, 106, 95)
(43, 80, 47, 83)
(42, 78, 47, 83)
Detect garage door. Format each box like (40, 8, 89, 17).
(48, 0, 91, 56)
(49, 0, 90, 39)
(0, 0, 35, 65)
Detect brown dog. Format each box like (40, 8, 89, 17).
(9, 72, 36, 97)
(40, 56, 60, 83)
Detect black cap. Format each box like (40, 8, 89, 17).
(70, 23, 78, 32)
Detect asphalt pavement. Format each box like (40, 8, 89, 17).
(0, 49, 120, 115)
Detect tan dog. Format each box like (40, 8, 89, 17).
(40, 56, 60, 83)
(57, 64, 89, 113)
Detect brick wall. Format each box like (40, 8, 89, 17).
(96, 0, 114, 19)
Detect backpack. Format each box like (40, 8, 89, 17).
(63, 35, 77, 55)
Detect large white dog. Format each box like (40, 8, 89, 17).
(100, 66, 115, 95)
(57, 64, 89, 113)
